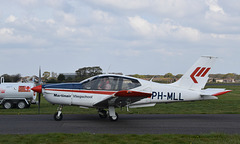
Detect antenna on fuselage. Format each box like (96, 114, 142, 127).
(150, 76, 155, 82)
(106, 64, 111, 74)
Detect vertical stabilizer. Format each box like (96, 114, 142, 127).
(171, 56, 217, 91)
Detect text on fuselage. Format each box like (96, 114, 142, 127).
(152, 92, 184, 101)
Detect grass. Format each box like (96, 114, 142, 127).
(0, 84, 239, 115)
(0, 133, 240, 144)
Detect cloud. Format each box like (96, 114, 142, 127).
(0, 28, 31, 44)
(56, 11, 77, 25)
(92, 10, 115, 24)
(0, 28, 14, 35)
(206, 0, 225, 14)
(5, 15, 17, 23)
(0, 0, 240, 76)
(128, 16, 157, 36)
(128, 16, 200, 41)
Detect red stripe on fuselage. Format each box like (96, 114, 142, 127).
(45, 88, 116, 95)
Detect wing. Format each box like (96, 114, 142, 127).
(93, 90, 152, 108)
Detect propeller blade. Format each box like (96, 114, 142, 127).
(38, 92, 41, 114)
(38, 66, 42, 114)
(31, 85, 42, 114)
(39, 66, 42, 85)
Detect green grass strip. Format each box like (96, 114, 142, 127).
(0, 133, 240, 144)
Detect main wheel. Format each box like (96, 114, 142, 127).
(109, 113, 118, 121)
(54, 112, 63, 121)
(3, 101, 12, 109)
(17, 101, 26, 109)
(99, 110, 107, 118)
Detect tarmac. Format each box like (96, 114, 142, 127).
(0, 114, 240, 134)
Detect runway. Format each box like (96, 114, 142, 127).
(0, 114, 240, 134)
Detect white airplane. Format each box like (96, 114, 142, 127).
(31, 56, 231, 121)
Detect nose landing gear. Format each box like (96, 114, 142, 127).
(54, 105, 63, 121)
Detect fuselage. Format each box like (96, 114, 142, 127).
(42, 74, 203, 108)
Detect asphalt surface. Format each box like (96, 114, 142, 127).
(0, 114, 240, 134)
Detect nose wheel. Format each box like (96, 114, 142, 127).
(54, 105, 63, 121)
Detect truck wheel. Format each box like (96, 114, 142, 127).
(17, 101, 26, 109)
(3, 101, 13, 109)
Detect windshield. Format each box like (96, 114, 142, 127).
(81, 76, 141, 91)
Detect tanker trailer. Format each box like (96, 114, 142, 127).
(0, 77, 36, 109)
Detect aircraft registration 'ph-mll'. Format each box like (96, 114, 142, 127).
(32, 56, 231, 121)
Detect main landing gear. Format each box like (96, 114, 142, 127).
(98, 106, 119, 121)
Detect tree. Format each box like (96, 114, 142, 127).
(164, 73, 174, 78)
(57, 74, 65, 82)
(12, 74, 21, 82)
(43, 71, 50, 82)
(175, 74, 183, 79)
(0, 74, 21, 82)
(47, 78, 58, 83)
(1, 74, 12, 82)
(75, 66, 103, 81)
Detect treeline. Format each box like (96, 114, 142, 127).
(130, 73, 240, 83)
(46, 66, 103, 83)
(130, 73, 183, 83)
(1, 67, 240, 83)
(0, 74, 21, 82)
(209, 73, 240, 80)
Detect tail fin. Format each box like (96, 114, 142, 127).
(171, 56, 217, 91)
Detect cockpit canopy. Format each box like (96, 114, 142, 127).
(80, 75, 141, 91)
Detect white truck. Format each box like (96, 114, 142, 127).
(0, 77, 36, 109)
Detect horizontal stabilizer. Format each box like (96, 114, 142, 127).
(201, 88, 232, 96)
(114, 90, 152, 97)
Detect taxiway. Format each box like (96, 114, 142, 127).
(0, 114, 239, 134)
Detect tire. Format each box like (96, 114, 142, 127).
(99, 110, 107, 119)
(54, 112, 63, 121)
(17, 101, 26, 109)
(3, 101, 13, 109)
(109, 113, 118, 121)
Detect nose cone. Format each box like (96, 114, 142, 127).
(31, 85, 42, 93)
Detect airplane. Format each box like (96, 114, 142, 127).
(31, 56, 231, 121)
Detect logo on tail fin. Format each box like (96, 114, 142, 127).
(190, 67, 211, 83)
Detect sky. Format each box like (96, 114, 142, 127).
(0, 0, 240, 76)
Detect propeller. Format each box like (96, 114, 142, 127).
(31, 66, 42, 114)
